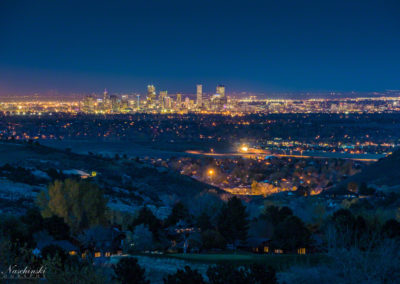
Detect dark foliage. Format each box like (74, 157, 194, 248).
(131, 207, 162, 240)
(196, 212, 213, 232)
(331, 209, 372, 248)
(43, 216, 70, 240)
(0, 164, 44, 185)
(41, 244, 68, 265)
(262, 206, 293, 227)
(206, 263, 277, 284)
(381, 219, 400, 239)
(164, 266, 205, 284)
(201, 230, 227, 250)
(113, 257, 149, 284)
(166, 202, 191, 227)
(217, 197, 249, 246)
(272, 216, 311, 251)
(20, 207, 44, 236)
(46, 168, 66, 181)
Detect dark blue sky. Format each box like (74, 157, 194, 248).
(0, 0, 399, 95)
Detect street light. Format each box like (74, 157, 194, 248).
(240, 144, 249, 152)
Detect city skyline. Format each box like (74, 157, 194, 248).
(1, 0, 400, 96)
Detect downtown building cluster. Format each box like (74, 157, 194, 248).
(2, 90, 400, 115)
(81, 84, 228, 113)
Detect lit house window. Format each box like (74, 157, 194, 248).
(105, 252, 111, 257)
(297, 248, 306, 255)
(263, 246, 269, 253)
(69, 251, 77, 256)
(274, 249, 283, 254)
(94, 252, 101, 258)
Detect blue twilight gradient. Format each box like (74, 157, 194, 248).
(0, 0, 399, 95)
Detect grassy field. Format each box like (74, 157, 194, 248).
(135, 252, 328, 271)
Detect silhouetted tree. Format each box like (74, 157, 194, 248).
(43, 216, 70, 240)
(359, 182, 376, 196)
(246, 264, 278, 284)
(381, 219, 400, 239)
(131, 207, 161, 239)
(332, 209, 356, 234)
(20, 207, 44, 236)
(166, 202, 191, 227)
(272, 216, 311, 251)
(262, 206, 293, 226)
(0, 216, 30, 246)
(113, 257, 149, 284)
(164, 266, 205, 284)
(196, 212, 213, 232)
(217, 197, 249, 247)
(201, 230, 226, 250)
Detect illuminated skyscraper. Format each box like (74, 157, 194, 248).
(121, 95, 129, 109)
(110, 95, 119, 112)
(212, 85, 227, 110)
(147, 85, 156, 103)
(176, 93, 182, 108)
(83, 95, 95, 112)
(159, 91, 168, 109)
(103, 88, 108, 101)
(136, 94, 140, 109)
(164, 96, 172, 109)
(102, 88, 110, 111)
(216, 85, 225, 97)
(184, 97, 190, 108)
(196, 84, 203, 107)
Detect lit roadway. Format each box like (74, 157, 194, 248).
(185, 149, 385, 162)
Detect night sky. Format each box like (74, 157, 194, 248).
(0, 0, 399, 96)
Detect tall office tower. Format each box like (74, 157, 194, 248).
(184, 97, 190, 108)
(176, 93, 182, 107)
(136, 95, 140, 109)
(216, 85, 225, 97)
(83, 95, 95, 112)
(121, 95, 129, 109)
(159, 91, 167, 109)
(164, 96, 172, 109)
(103, 88, 108, 101)
(147, 85, 156, 103)
(110, 95, 119, 112)
(196, 84, 203, 107)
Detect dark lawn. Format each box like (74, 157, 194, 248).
(133, 252, 328, 271)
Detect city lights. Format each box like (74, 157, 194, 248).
(240, 145, 249, 152)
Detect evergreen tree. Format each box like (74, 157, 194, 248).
(272, 216, 311, 251)
(262, 205, 293, 226)
(131, 207, 161, 239)
(166, 202, 191, 227)
(217, 197, 249, 246)
(196, 212, 213, 232)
